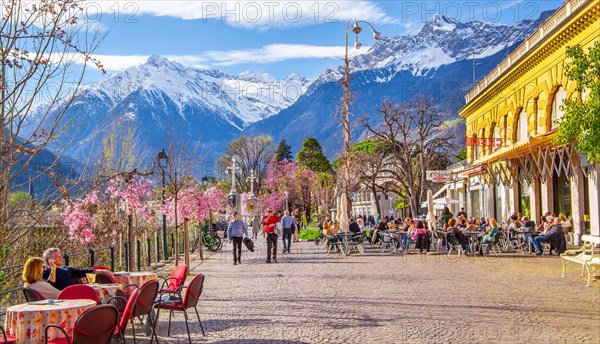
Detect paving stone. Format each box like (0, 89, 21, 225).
(130, 240, 600, 343)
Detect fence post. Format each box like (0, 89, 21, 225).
(123, 242, 129, 272)
(137, 239, 141, 272)
(89, 248, 95, 267)
(171, 232, 175, 256)
(109, 245, 115, 271)
(147, 238, 151, 268)
(155, 233, 160, 264)
(63, 253, 70, 267)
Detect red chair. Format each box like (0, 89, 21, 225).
(1, 323, 16, 344)
(44, 304, 119, 344)
(58, 285, 100, 305)
(91, 266, 110, 271)
(155, 274, 206, 343)
(159, 264, 187, 293)
(110, 280, 159, 344)
(23, 287, 45, 302)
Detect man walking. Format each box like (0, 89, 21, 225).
(262, 208, 281, 263)
(281, 210, 295, 253)
(228, 212, 248, 265)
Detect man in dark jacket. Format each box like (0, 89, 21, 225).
(42, 248, 94, 290)
(349, 218, 361, 234)
(532, 217, 563, 255)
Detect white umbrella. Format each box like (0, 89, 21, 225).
(339, 191, 349, 232)
(427, 189, 436, 230)
(433, 197, 464, 205)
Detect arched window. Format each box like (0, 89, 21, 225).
(517, 109, 528, 141)
(493, 123, 501, 152)
(551, 87, 566, 128)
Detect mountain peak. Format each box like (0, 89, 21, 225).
(425, 14, 461, 30)
(146, 54, 171, 67)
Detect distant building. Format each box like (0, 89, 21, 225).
(458, 0, 599, 243)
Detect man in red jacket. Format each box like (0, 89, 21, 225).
(262, 208, 281, 263)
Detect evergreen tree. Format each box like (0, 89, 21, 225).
(297, 137, 332, 173)
(275, 139, 293, 161)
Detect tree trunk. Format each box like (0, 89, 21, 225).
(127, 214, 134, 272)
(174, 198, 179, 266)
(183, 218, 189, 271)
(371, 185, 381, 216)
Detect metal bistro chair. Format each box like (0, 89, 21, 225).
(482, 232, 503, 256)
(158, 264, 188, 294)
(379, 233, 394, 253)
(23, 287, 45, 302)
(1, 323, 16, 344)
(346, 233, 366, 254)
(109, 280, 159, 344)
(446, 233, 463, 257)
(155, 274, 206, 343)
(58, 285, 100, 305)
(325, 236, 343, 256)
(44, 304, 119, 344)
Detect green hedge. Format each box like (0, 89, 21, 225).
(299, 229, 321, 241)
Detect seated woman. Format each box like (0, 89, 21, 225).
(398, 220, 415, 251)
(446, 218, 471, 255)
(481, 218, 500, 254)
(414, 220, 430, 253)
(22, 257, 60, 299)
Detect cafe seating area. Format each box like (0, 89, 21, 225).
(2, 264, 206, 344)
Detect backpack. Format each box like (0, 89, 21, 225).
(243, 237, 255, 252)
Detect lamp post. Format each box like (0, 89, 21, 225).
(157, 148, 169, 261)
(340, 18, 381, 230)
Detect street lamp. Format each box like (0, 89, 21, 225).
(157, 148, 169, 261)
(340, 18, 381, 230)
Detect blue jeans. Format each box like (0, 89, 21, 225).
(533, 235, 548, 253)
(282, 228, 293, 251)
(399, 236, 414, 249)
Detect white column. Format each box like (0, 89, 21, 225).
(529, 179, 540, 224)
(588, 164, 600, 236)
(540, 175, 554, 214)
(485, 185, 495, 219)
(570, 169, 585, 244)
(508, 183, 519, 218)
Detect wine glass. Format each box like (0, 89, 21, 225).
(86, 273, 96, 285)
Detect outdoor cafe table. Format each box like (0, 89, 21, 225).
(4, 299, 96, 344)
(463, 231, 484, 255)
(513, 230, 539, 254)
(336, 232, 356, 255)
(89, 283, 121, 304)
(114, 272, 158, 295)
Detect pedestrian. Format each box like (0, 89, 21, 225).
(262, 208, 281, 263)
(252, 214, 261, 239)
(293, 209, 301, 242)
(281, 210, 295, 253)
(227, 212, 248, 265)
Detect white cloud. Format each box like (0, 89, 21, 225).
(92, 0, 396, 29)
(91, 44, 369, 71)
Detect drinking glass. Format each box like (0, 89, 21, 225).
(86, 273, 96, 284)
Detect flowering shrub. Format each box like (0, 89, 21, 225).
(61, 192, 100, 244)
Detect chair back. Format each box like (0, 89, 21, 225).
(23, 287, 45, 302)
(72, 305, 119, 344)
(95, 273, 116, 284)
(166, 264, 188, 291)
(183, 274, 205, 309)
(117, 288, 139, 332)
(91, 266, 111, 271)
(447, 233, 460, 246)
(493, 232, 502, 245)
(58, 285, 100, 304)
(131, 280, 159, 318)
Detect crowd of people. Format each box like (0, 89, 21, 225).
(318, 207, 571, 257)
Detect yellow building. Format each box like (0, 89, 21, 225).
(457, 0, 599, 242)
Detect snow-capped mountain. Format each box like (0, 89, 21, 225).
(30, 56, 311, 160)
(245, 10, 555, 158)
(30, 9, 556, 164)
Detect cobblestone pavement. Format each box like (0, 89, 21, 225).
(138, 240, 599, 344)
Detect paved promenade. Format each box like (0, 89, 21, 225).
(148, 240, 600, 344)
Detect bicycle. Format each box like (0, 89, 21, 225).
(191, 228, 223, 252)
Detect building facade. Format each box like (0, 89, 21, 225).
(351, 190, 400, 220)
(458, 0, 599, 243)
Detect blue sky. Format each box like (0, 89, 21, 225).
(83, 0, 564, 83)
